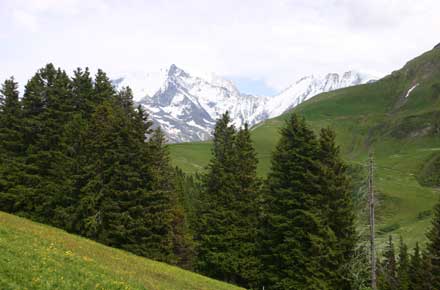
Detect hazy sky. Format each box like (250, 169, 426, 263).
(1, 0, 439, 96)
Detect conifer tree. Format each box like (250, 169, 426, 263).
(196, 112, 239, 281)
(379, 236, 398, 290)
(0, 77, 25, 212)
(116, 86, 135, 115)
(93, 69, 115, 105)
(230, 123, 260, 287)
(146, 128, 174, 191)
(408, 243, 424, 290)
(75, 101, 142, 241)
(397, 237, 410, 290)
(421, 251, 434, 290)
(133, 105, 153, 142)
(71, 67, 95, 118)
(260, 113, 334, 290)
(317, 127, 355, 290)
(425, 199, 440, 289)
(146, 127, 195, 266)
(196, 113, 260, 288)
(0, 77, 22, 155)
(19, 64, 74, 224)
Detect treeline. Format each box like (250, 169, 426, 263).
(1, 64, 440, 290)
(376, 205, 440, 290)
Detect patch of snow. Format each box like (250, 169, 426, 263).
(404, 83, 419, 98)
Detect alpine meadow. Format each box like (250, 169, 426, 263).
(2, 1, 440, 290)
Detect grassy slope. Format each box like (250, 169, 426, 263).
(169, 47, 440, 248)
(0, 211, 243, 290)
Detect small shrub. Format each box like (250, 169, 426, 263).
(417, 210, 432, 220)
(378, 223, 400, 234)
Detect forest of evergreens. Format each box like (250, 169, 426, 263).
(1, 64, 440, 290)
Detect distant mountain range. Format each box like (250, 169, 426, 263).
(114, 66, 375, 143)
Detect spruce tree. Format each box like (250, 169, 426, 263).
(146, 127, 195, 266)
(260, 113, 334, 290)
(196, 113, 260, 288)
(425, 199, 440, 289)
(397, 237, 410, 290)
(0, 77, 24, 212)
(71, 67, 95, 118)
(93, 69, 115, 105)
(75, 101, 142, 242)
(317, 127, 355, 290)
(408, 243, 424, 290)
(231, 123, 260, 287)
(146, 128, 174, 191)
(196, 112, 239, 282)
(19, 64, 74, 224)
(0, 77, 22, 155)
(379, 236, 398, 290)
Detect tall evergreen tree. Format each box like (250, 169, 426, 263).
(146, 127, 195, 267)
(19, 64, 75, 224)
(0, 77, 25, 212)
(317, 127, 356, 290)
(231, 123, 260, 287)
(408, 243, 424, 290)
(397, 237, 410, 290)
(260, 113, 334, 290)
(146, 128, 174, 191)
(75, 101, 142, 241)
(93, 69, 115, 105)
(196, 113, 260, 288)
(196, 112, 239, 281)
(425, 199, 440, 289)
(71, 67, 95, 118)
(379, 236, 398, 290)
(0, 77, 22, 155)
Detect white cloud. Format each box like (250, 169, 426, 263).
(12, 9, 38, 32)
(0, 0, 439, 94)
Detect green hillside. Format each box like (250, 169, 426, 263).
(0, 211, 243, 290)
(170, 46, 440, 248)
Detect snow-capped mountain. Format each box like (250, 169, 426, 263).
(265, 71, 374, 118)
(114, 65, 374, 143)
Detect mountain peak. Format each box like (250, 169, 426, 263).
(167, 64, 189, 78)
(435, 42, 440, 49)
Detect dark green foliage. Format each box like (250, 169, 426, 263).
(93, 69, 116, 104)
(318, 127, 356, 290)
(71, 67, 95, 118)
(425, 199, 440, 289)
(195, 113, 260, 288)
(378, 236, 398, 290)
(0, 77, 22, 155)
(418, 152, 440, 187)
(408, 243, 424, 290)
(0, 77, 25, 212)
(397, 237, 410, 290)
(260, 114, 336, 290)
(0, 64, 194, 270)
(18, 64, 75, 225)
(379, 210, 440, 290)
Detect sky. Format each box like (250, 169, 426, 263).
(1, 0, 439, 97)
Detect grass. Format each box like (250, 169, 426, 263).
(0, 211, 244, 290)
(169, 46, 440, 249)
